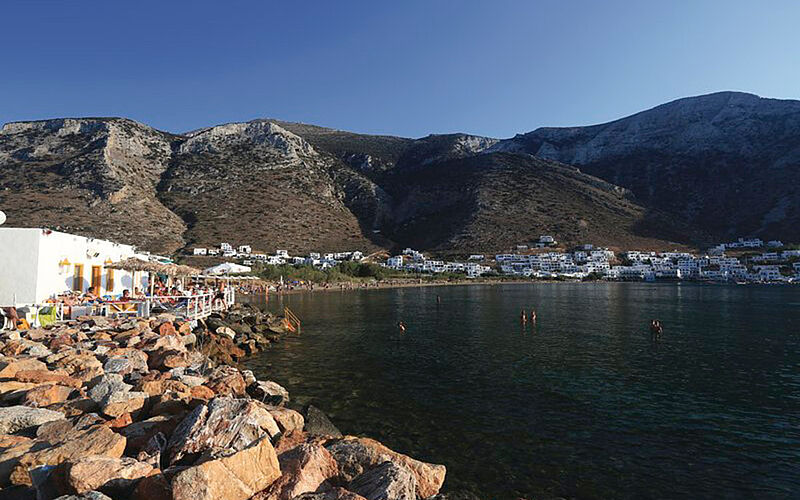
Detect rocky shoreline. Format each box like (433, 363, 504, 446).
(0, 305, 447, 500)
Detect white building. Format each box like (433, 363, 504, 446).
(192, 248, 208, 256)
(237, 245, 252, 254)
(0, 228, 147, 306)
(220, 242, 233, 252)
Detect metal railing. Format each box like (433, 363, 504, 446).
(284, 306, 301, 333)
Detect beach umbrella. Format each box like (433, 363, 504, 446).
(203, 262, 252, 275)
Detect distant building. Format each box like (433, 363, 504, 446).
(237, 245, 252, 254)
(192, 248, 208, 256)
(220, 242, 233, 252)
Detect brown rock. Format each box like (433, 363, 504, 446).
(268, 406, 304, 433)
(205, 367, 245, 397)
(51, 352, 103, 377)
(326, 437, 446, 498)
(1, 341, 26, 356)
(274, 430, 312, 455)
(0, 358, 47, 378)
(148, 393, 191, 418)
(105, 412, 133, 429)
(36, 418, 74, 442)
(171, 436, 280, 500)
(22, 384, 75, 407)
(15, 369, 81, 388)
(10, 425, 126, 486)
(0, 381, 38, 402)
(260, 442, 339, 500)
(189, 385, 214, 401)
(0, 434, 33, 449)
(0, 439, 48, 486)
(162, 380, 190, 393)
(131, 471, 172, 500)
(135, 379, 164, 396)
(101, 391, 147, 418)
(50, 334, 74, 351)
(63, 456, 154, 494)
(46, 397, 100, 418)
(157, 323, 177, 336)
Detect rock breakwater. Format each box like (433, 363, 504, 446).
(0, 306, 446, 499)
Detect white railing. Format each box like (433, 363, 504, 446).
(142, 289, 236, 321)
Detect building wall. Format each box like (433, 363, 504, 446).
(0, 228, 42, 305)
(0, 228, 149, 306)
(33, 230, 147, 303)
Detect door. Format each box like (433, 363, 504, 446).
(91, 266, 102, 291)
(73, 264, 84, 291)
(106, 268, 115, 294)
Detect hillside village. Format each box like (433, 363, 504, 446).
(191, 235, 800, 284)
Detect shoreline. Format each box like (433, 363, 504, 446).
(0, 307, 447, 499)
(239, 277, 793, 298)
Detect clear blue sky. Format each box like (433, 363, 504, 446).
(2, 0, 799, 138)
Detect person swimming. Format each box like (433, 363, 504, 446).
(397, 321, 407, 333)
(650, 319, 663, 339)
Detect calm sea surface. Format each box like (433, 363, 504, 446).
(243, 283, 800, 499)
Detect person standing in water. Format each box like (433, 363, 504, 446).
(650, 319, 663, 339)
(520, 309, 528, 325)
(530, 309, 537, 324)
(436, 295, 441, 305)
(397, 321, 407, 333)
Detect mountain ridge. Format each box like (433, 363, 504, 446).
(2, 91, 798, 254)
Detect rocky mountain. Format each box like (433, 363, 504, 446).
(0, 118, 187, 251)
(489, 92, 800, 241)
(2, 91, 798, 255)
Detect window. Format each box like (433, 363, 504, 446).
(73, 264, 84, 291)
(91, 266, 102, 291)
(106, 268, 115, 293)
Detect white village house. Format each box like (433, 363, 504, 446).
(0, 228, 148, 306)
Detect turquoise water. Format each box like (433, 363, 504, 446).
(243, 283, 800, 499)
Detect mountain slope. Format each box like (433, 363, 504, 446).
(158, 120, 388, 253)
(0, 118, 187, 252)
(379, 153, 693, 253)
(489, 92, 800, 241)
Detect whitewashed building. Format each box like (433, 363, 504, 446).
(0, 228, 147, 306)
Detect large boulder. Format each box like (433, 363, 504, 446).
(10, 425, 126, 486)
(305, 406, 342, 438)
(167, 397, 280, 465)
(348, 461, 416, 500)
(60, 456, 154, 495)
(326, 437, 446, 498)
(22, 384, 75, 407)
(258, 442, 339, 500)
(100, 391, 148, 418)
(205, 366, 246, 397)
(267, 406, 305, 434)
(0, 358, 47, 378)
(0, 406, 64, 434)
(14, 370, 81, 388)
(171, 436, 280, 500)
(247, 380, 289, 406)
